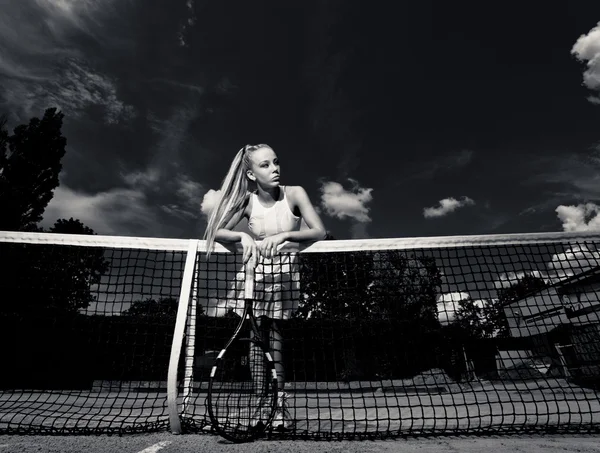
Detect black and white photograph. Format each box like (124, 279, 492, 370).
(2, 1, 600, 452)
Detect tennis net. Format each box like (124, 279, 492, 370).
(1, 230, 600, 438)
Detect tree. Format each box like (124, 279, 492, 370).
(0, 108, 67, 231)
(295, 250, 375, 319)
(122, 297, 179, 319)
(497, 273, 548, 305)
(291, 249, 443, 381)
(295, 249, 442, 324)
(453, 296, 484, 335)
(454, 297, 499, 339)
(369, 251, 442, 326)
(0, 110, 111, 315)
(454, 273, 549, 339)
(1, 218, 109, 315)
(50, 217, 96, 235)
(122, 297, 207, 320)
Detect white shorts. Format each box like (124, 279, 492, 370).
(199, 253, 300, 320)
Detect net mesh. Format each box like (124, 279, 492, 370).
(0, 235, 187, 434)
(1, 231, 600, 439)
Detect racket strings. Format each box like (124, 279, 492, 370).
(209, 338, 276, 437)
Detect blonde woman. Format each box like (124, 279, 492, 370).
(204, 144, 326, 429)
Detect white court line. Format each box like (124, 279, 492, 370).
(136, 441, 172, 453)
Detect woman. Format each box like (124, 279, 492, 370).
(204, 143, 326, 429)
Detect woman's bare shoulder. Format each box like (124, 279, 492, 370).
(284, 186, 307, 216)
(285, 185, 304, 198)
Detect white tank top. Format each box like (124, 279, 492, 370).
(247, 186, 301, 239)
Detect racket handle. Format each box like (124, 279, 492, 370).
(244, 253, 256, 299)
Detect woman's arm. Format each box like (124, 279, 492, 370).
(213, 196, 257, 263)
(283, 186, 327, 242)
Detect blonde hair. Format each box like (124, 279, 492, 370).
(204, 144, 272, 255)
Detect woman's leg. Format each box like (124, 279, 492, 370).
(249, 317, 267, 394)
(270, 319, 292, 428)
(270, 320, 285, 391)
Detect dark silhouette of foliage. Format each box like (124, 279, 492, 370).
(454, 296, 502, 339)
(369, 251, 442, 327)
(0, 109, 109, 314)
(497, 273, 548, 305)
(122, 297, 207, 320)
(296, 251, 374, 320)
(454, 273, 549, 339)
(296, 250, 442, 326)
(122, 297, 178, 318)
(1, 218, 109, 314)
(0, 108, 67, 232)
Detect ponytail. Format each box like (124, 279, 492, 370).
(204, 144, 271, 256)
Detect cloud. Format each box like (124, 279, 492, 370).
(123, 166, 203, 221)
(436, 292, 469, 325)
(1, 0, 208, 239)
(33, 0, 112, 36)
(177, 176, 203, 206)
(320, 179, 373, 222)
(0, 1, 104, 63)
(494, 244, 600, 290)
(136, 106, 204, 221)
(555, 203, 600, 232)
(494, 270, 548, 290)
(122, 168, 161, 189)
(546, 243, 600, 281)
(37, 97, 204, 237)
(143, 105, 203, 197)
(572, 21, 600, 93)
(3, 56, 135, 127)
(42, 164, 205, 236)
(200, 189, 222, 218)
(43, 59, 135, 125)
(0, 1, 134, 125)
(423, 196, 475, 218)
(42, 185, 159, 237)
(437, 293, 496, 332)
(161, 174, 203, 220)
(319, 179, 373, 238)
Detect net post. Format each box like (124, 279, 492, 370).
(167, 239, 200, 434)
(181, 259, 199, 417)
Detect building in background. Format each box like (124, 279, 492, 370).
(504, 266, 600, 338)
(498, 267, 600, 384)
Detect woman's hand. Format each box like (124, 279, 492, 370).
(258, 233, 287, 259)
(240, 232, 258, 266)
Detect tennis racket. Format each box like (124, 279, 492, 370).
(207, 254, 279, 443)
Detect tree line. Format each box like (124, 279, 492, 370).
(0, 107, 556, 387)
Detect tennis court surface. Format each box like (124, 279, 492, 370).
(1, 230, 600, 441)
(1, 433, 600, 453)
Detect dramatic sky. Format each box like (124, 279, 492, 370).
(3, 0, 600, 241)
